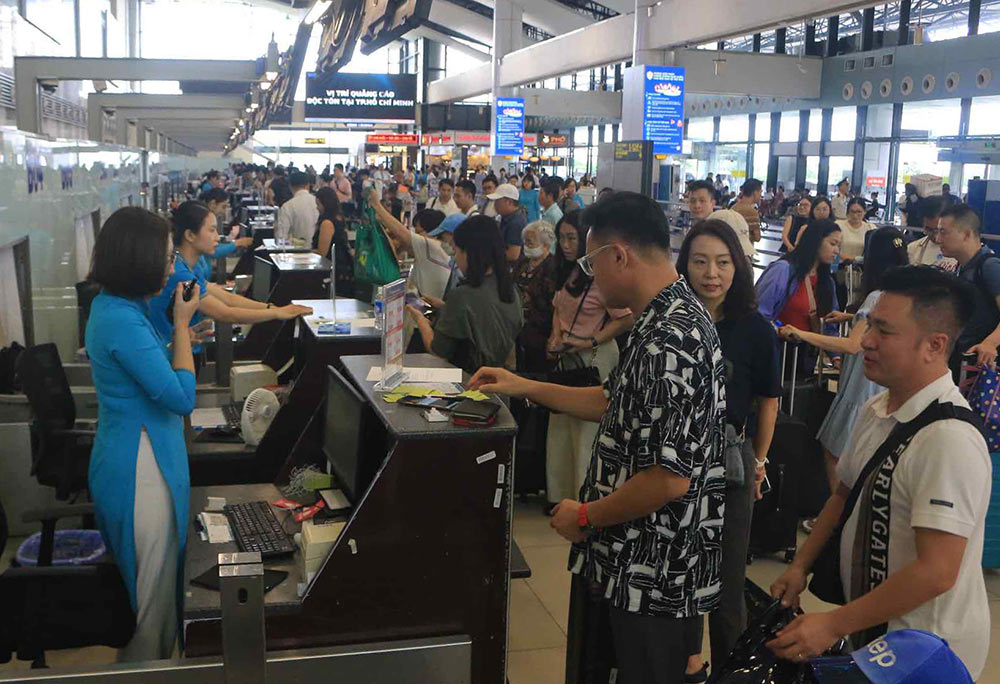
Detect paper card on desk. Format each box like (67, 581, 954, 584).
(366, 366, 463, 384)
(191, 407, 226, 430)
(423, 408, 449, 423)
(198, 512, 233, 544)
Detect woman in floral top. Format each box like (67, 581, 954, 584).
(513, 220, 558, 373)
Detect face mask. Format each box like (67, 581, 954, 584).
(441, 241, 455, 256)
(523, 245, 545, 259)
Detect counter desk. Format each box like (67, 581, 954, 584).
(184, 353, 519, 684)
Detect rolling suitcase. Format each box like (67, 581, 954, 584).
(749, 342, 816, 564)
(509, 398, 549, 497)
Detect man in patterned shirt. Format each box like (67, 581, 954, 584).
(470, 191, 727, 683)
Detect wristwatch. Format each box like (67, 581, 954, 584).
(590, 337, 599, 348)
(578, 503, 596, 533)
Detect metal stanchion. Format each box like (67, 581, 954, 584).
(218, 552, 266, 684)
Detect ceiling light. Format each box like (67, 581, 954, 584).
(259, 79, 272, 91)
(304, 0, 332, 24)
(265, 71, 278, 81)
(250, 103, 259, 110)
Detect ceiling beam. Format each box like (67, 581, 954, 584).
(478, 0, 591, 35)
(427, 0, 885, 103)
(16, 57, 257, 134)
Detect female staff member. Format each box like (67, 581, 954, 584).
(544, 211, 634, 514)
(149, 201, 312, 358)
(407, 215, 524, 373)
(777, 227, 907, 501)
(513, 220, 558, 373)
(85, 207, 200, 661)
(677, 219, 781, 680)
(313, 186, 354, 298)
(781, 196, 812, 252)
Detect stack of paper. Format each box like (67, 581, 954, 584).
(198, 512, 233, 544)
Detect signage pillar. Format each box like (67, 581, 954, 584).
(621, 64, 685, 156)
(489, 0, 522, 174)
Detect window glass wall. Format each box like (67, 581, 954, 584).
(713, 145, 748, 188)
(687, 118, 714, 142)
(808, 109, 823, 141)
(828, 156, 854, 191)
(776, 157, 796, 191)
(866, 104, 895, 138)
(779, 111, 800, 142)
(900, 99, 961, 138)
(897, 142, 952, 199)
(969, 96, 1000, 136)
(805, 156, 820, 192)
(753, 143, 770, 182)
(831, 107, 857, 141)
(718, 115, 749, 142)
(755, 114, 772, 141)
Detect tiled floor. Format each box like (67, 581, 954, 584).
(4, 501, 1000, 682)
(506, 499, 1000, 684)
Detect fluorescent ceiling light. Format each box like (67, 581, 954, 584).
(265, 71, 278, 81)
(259, 80, 272, 91)
(304, 0, 332, 25)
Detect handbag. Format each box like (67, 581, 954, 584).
(724, 422, 748, 488)
(546, 280, 601, 388)
(808, 401, 981, 605)
(353, 196, 401, 287)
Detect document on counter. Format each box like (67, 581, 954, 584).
(190, 407, 227, 430)
(366, 366, 463, 384)
(197, 512, 233, 544)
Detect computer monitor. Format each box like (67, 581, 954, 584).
(252, 255, 272, 302)
(0, 236, 34, 347)
(323, 366, 367, 502)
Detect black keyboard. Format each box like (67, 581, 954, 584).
(224, 501, 296, 558)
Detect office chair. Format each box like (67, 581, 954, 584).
(15, 343, 94, 501)
(0, 498, 134, 667)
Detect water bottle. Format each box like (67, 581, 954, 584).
(374, 286, 384, 331)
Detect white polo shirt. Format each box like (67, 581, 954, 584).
(837, 372, 991, 680)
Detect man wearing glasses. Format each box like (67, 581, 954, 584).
(906, 195, 956, 271)
(470, 192, 726, 683)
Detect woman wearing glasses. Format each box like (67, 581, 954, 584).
(85, 207, 200, 661)
(544, 210, 633, 515)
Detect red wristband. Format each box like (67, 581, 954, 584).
(578, 502, 590, 529)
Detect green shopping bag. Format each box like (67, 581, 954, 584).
(353, 197, 401, 287)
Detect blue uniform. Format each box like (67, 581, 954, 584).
(195, 241, 238, 282)
(84, 292, 195, 610)
(149, 256, 208, 352)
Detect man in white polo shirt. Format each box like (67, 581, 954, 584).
(769, 265, 990, 680)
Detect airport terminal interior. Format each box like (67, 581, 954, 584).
(7, 0, 1000, 683)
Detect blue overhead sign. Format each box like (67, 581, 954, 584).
(642, 66, 685, 154)
(493, 97, 525, 156)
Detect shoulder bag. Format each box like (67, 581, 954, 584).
(546, 280, 602, 388)
(808, 400, 981, 604)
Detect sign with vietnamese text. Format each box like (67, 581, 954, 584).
(305, 72, 417, 123)
(494, 97, 525, 156)
(366, 133, 419, 145)
(642, 65, 685, 155)
(866, 176, 886, 188)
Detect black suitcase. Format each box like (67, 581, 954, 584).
(748, 411, 805, 564)
(509, 398, 549, 496)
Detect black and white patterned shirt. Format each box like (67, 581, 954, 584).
(569, 277, 727, 618)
